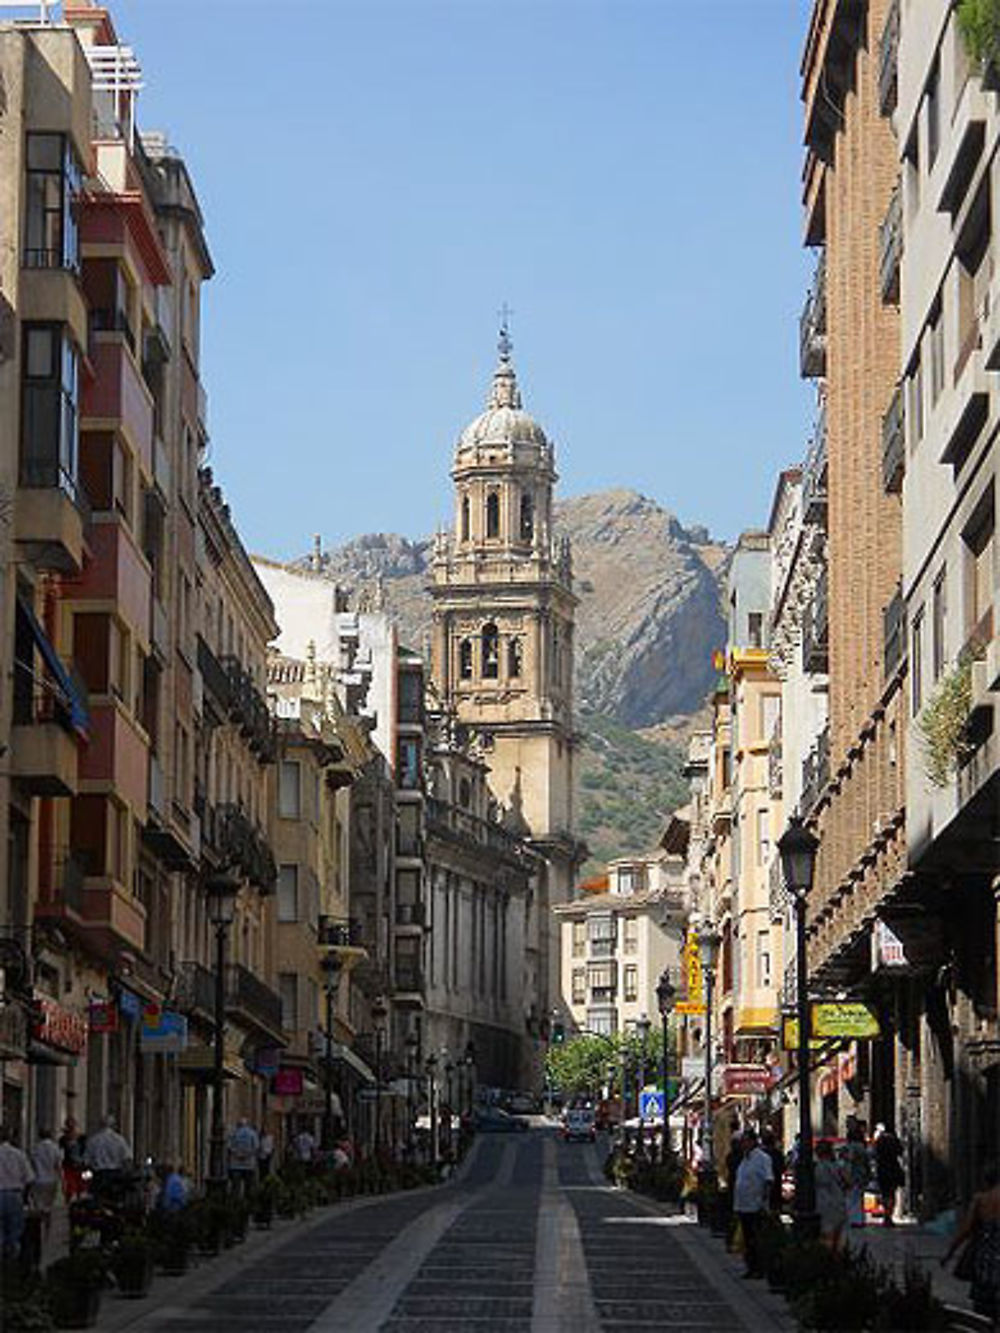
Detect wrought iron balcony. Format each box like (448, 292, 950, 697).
(882, 384, 905, 493)
(176, 960, 215, 1020)
(215, 803, 277, 893)
(802, 568, 829, 674)
(802, 406, 828, 525)
(225, 963, 282, 1038)
(883, 586, 907, 681)
(878, 0, 899, 117)
(197, 635, 231, 714)
(799, 726, 830, 818)
(424, 795, 524, 862)
(800, 252, 827, 379)
(879, 180, 902, 305)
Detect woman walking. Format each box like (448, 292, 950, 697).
(815, 1140, 848, 1252)
(943, 1162, 1000, 1324)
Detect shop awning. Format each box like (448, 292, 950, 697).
(17, 595, 89, 737)
(331, 1042, 375, 1084)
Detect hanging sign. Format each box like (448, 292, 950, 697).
(139, 1010, 188, 1053)
(722, 1064, 774, 1097)
(811, 1002, 880, 1039)
(88, 1000, 118, 1035)
(781, 1016, 824, 1051)
(33, 996, 88, 1055)
(675, 928, 705, 1015)
(273, 1068, 304, 1096)
(117, 988, 142, 1022)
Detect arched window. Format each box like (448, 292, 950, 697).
(460, 495, 470, 541)
(459, 638, 473, 679)
(551, 624, 561, 684)
(508, 636, 522, 678)
(519, 492, 534, 542)
(482, 623, 499, 678)
(486, 490, 500, 539)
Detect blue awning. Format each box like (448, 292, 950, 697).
(17, 595, 89, 738)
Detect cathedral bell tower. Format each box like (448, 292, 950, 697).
(429, 326, 581, 1029)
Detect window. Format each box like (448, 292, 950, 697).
(623, 917, 639, 955)
(932, 568, 947, 680)
(520, 492, 534, 542)
(481, 623, 499, 679)
(278, 760, 301, 818)
(748, 611, 763, 649)
(397, 803, 420, 857)
(508, 637, 522, 678)
(963, 487, 995, 641)
(911, 607, 924, 714)
(395, 935, 420, 992)
(588, 962, 616, 1002)
(587, 1010, 616, 1037)
(756, 807, 770, 865)
(459, 638, 473, 679)
(623, 964, 638, 1002)
(571, 968, 586, 1004)
(279, 973, 298, 1030)
(24, 133, 81, 270)
(907, 357, 924, 446)
(460, 495, 470, 541)
(589, 915, 616, 943)
(485, 490, 500, 539)
(756, 930, 772, 988)
(927, 59, 940, 169)
(930, 308, 945, 405)
(277, 864, 298, 922)
(397, 737, 420, 790)
(20, 324, 79, 497)
(398, 669, 422, 724)
(761, 693, 781, 744)
(571, 921, 585, 958)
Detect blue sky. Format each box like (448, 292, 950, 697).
(110, 0, 814, 558)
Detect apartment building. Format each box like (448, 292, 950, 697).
(894, 2, 1000, 1209)
(797, 0, 907, 1153)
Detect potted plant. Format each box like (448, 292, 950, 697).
(188, 1197, 227, 1255)
(1, 1266, 55, 1333)
(46, 1250, 107, 1329)
(149, 1210, 190, 1276)
(110, 1229, 155, 1299)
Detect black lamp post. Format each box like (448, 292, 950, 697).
(698, 921, 722, 1176)
(206, 870, 241, 1192)
(405, 1030, 419, 1155)
(778, 816, 820, 1239)
(656, 969, 677, 1156)
(463, 1042, 475, 1117)
(635, 1012, 651, 1145)
(371, 994, 387, 1157)
(425, 1052, 439, 1168)
(321, 951, 342, 1151)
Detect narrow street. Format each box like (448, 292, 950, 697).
(112, 1129, 789, 1333)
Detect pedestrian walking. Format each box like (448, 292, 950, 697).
(760, 1129, 785, 1214)
(227, 1118, 259, 1194)
(873, 1123, 904, 1226)
(29, 1128, 62, 1240)
(815, 1140, 848, 1252)
(843, 1121, 871, 1228)
(0, 1124, 35, 1261)
(84, 1115, 131, 1199)
(733, 1128, 773, 1279)
(258, 1128, 274, 1177)
(291, 1125, 316, 1165)
(155, 1163, 188, 1213)
(59, 1117, 85, 1201)
(943, 1161, 1000, 1323)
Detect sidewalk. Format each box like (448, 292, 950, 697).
(845, 1219, 981, 1322)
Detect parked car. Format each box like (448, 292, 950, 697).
(474, 1107, 529, 1133)
(561, 1108, 597, 1143)
(507, 1092, 539, 1115)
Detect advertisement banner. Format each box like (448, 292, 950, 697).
(139, 1010, 188, 1054)
(33, 996, 88, 1055)
(721, 1064, 774, 1097)
(88, 1000, 118, 1035)
(273, 1068, 304, 1097)
(675, 928, 705, 1015)
(811, 1002, 880, 1039)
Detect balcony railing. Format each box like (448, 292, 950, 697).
(226, 963, 282, 1036)
(768, 733, 783, 799)
(802, 406, 828, 525)
(802, 568, 829, 674)
(221, 656, 275, 764)
(58, 855, 86, 915)
(424, 796, 524, 862)
(878, 0, 899, 117)
(89, 306, 136, 355)
(215, 803, 277, 893)
(879, 180, 902, 305)
(197, 635, 231, 713)
(318, 916, 365, 948)
(882, 384, 905, 493)
(799, 726, 830, 817)
(769, 856, 785, 922)
(883, 586, 907, 680)
(176, 960, 215, 1019)
(800, 252, 827, 379)
(18, 458, 91, 522)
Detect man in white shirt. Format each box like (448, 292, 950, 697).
(733, 1128, 774, 1279)
(292, 1126, 316, 1164)
(227, 1118, 259, 1194)
(0, 1125, 35, 1259)
(30, 1128, 62, 1237)
(85, 1115, 131, 1198)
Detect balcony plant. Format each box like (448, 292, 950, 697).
(915, 643, 984, 787)
(958, 0, 1000, 81)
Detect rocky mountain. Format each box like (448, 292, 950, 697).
(291, 490, 728, 867)
(298, 489, 727, 729)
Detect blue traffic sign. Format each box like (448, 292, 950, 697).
(639, 1089, 665, 1120)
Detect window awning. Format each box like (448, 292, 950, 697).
(17, 594, 89, 737)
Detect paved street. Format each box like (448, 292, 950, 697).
(104, 1129, 789, 1333)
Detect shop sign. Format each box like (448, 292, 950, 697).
(273, 1068, 304, 1096)
(33, 996, 88, 1055)
(139, 1010, 188, 1054)
(721, 1064, 774, 1097)
(874, 920, 907, 968)
(675, 928, 705, 1015)
(254, 1047, 281, 1077)
(812, 1002, 880, 1040)
(88, 1000, 118, 1035)
(117, 988, 143, 1022)
(781, 1016, 824, 1051)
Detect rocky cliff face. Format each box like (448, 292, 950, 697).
(295, 489, 727, 730)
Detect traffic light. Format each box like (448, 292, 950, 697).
(552, 1021, 565, 1046)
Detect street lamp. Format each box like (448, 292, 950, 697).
(404, 1029, 419, 1157)
(206, 869, 241, 1192)
(656, 970, 677, 1157)
(463, 1042, 475, 1118)
(635, 1012, 651, 1146)
(778, 816, 820, 1239)
(425, 1052, 439, 1168)
(320, 951, 342, 1151)
(698, 920, 722, 1176)
(371, 994, 388, 1157)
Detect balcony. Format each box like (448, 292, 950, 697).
(878, 0, 899, 117)
(318, 917, 365, 950)
(197, 634, 231, 717)
(225, 963, 283, 1042)
(73, 518, 151, 645)
(802, 407, 827, 525)
(78, 702, 148, 812)
(768, 733, 783, 799)
(11, 713, 79, 797)
(879, 180, 902, 305)
(79, 875, 146, 953)
(883, 586, 907, 681)
(799, 726, 830, 818)
(221, 657, 275, 763)
(394, 966, 425, 998)
(424, 795, 524, 863)
(802, 569, 829, 674)
(215, 804, 277, 893)
(882, 384, 905, 493)
(15, 466, 87, 574)
(82, 340, 154, 475)
(176, 961, 215, 1022)
(799, 252, 827, 379)
(395, 902, 426, 928)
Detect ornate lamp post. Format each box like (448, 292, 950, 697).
(371, 994, 388, 1157)
(206, 870, 241, 1192)
(698, 921, 722, 1177)
(425, 1052, 439, 1168)
(778, 816, 820, 1239)
(320, 951, 342, 1151)
(635, 1012, 651, 1151)
(404, 1029, 419, 1156)
(656, 970, 677, 1157)
(463, 1042, 476, 1118)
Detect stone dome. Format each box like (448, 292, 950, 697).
(456, 333, 549, 451)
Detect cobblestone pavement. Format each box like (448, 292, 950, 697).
(116, 1130, 789, 1333)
